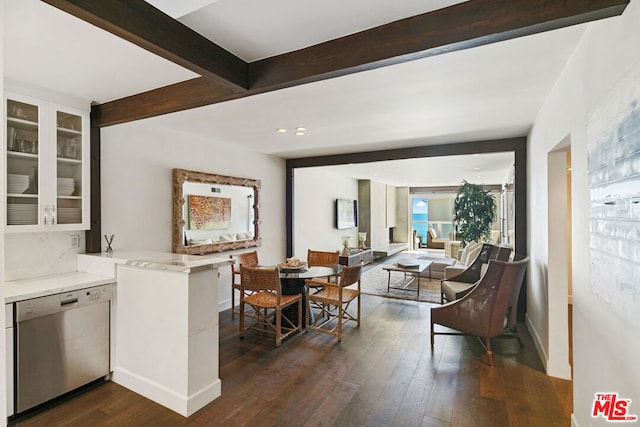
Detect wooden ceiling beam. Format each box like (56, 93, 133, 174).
(86, 0, 629, 127)
(91, 77, 245, 127)
(41, 0, 248, 90)
(250, 0, 629, 89)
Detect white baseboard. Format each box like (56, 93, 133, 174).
(219, 296, 232, 312)
(525, 313, 548, 372)
(525, 313, 572, 379)
(112, 367, 221, 417)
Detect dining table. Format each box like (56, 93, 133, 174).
(278, 264, 342, 327)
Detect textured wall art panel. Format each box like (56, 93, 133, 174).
(188, 195, 232, 230)
(587, 61, 640, 328)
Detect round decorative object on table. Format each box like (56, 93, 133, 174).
(341, 236, 351, 255)
(277, 262, 307, 272)
(358, 232, 367, 250)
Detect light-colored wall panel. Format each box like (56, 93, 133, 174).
(293, 168, 358, 257)
(528, 0, 640, 420)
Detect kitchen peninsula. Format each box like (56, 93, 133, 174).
(77, 250, 232, 417)
(5, 250, 231, 418)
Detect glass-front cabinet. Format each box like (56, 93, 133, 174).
(5, 92, 89, 231)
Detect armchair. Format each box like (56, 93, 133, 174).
(440, 243, 499, 303)
(426, 229, 447, 249)
(431, 256, 529, 366)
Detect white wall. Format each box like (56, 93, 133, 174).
(0, 0, 6, 422)
(293, 167, 358, 258)
(528, 3, 640, 424)
(101, 120, 286, 311)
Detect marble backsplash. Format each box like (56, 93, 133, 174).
(4, 231, 85, 282)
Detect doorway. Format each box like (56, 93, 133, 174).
(546, 139, 572, 379)
(411, 198, 428, 248)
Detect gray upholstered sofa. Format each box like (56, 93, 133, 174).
(418, 242, 484, 279)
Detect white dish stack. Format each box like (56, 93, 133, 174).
(7, 174, 30, 194)
(7, 204, 37, 225)
(57, 207, 82, 224)
(56, 177, 75, 196)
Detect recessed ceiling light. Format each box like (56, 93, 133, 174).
(295, 132, 305, 136)
(276, 128, 287, 133)
(474, 167, 480, 171)
(296, 127, 306, 131)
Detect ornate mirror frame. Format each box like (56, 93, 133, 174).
(173, 168, 261, 254)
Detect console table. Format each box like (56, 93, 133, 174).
(339, 248, 374, 266)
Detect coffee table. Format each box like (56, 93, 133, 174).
(382, 260, 432, 297)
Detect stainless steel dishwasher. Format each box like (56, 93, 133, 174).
(15, 284, 111, 414)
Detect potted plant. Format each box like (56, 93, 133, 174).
(453, 180, 496, 246)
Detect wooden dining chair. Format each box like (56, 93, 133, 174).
(307, 249, 340, 281)
(304, 263, 362, 342)
(239, 264, 302, 347)
(230, 250, 259, 318)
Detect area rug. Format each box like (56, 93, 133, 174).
(360, 251, 442, 304)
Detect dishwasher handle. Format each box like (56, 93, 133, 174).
(60, 298, 79, 309)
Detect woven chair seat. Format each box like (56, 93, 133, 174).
(309, 286, 359, 304)
(244, 291, 299, 308)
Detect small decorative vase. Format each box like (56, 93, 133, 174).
(105, 234, 114, 256)
(341, 236, 351, 256)
(358, 232, 367, 250)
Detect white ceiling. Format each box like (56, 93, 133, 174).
(3, 0, 589, 186)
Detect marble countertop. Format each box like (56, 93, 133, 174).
(78, 250, 233, 275)
(5, 272, 115, 303)
(5, 250, 233, 304)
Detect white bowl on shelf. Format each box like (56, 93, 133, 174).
(7, 174, 30, 194)
(56, 177, 76, 196)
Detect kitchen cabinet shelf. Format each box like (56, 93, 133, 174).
(4, 92, 90, 231)
(7, 194, 37, 198)
(57, 126, 82, 136)
(57, 156, 82, 165)
(8, 150, 38, 159)
(7, 116, 38, 130)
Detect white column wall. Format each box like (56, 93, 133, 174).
(292, 167, 359, 257)
(528, 3, 640, 424)
(369, 180, 389, 250)
(0, 0, 7, 423)
(100, 120, 286, 312)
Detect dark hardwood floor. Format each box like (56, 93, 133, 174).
(10, 294, 572, 426)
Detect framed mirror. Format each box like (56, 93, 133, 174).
(173, 168, 261, 254)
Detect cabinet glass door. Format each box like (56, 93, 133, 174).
(55, 110, 83, 225)
(6, 98, 40, 227)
